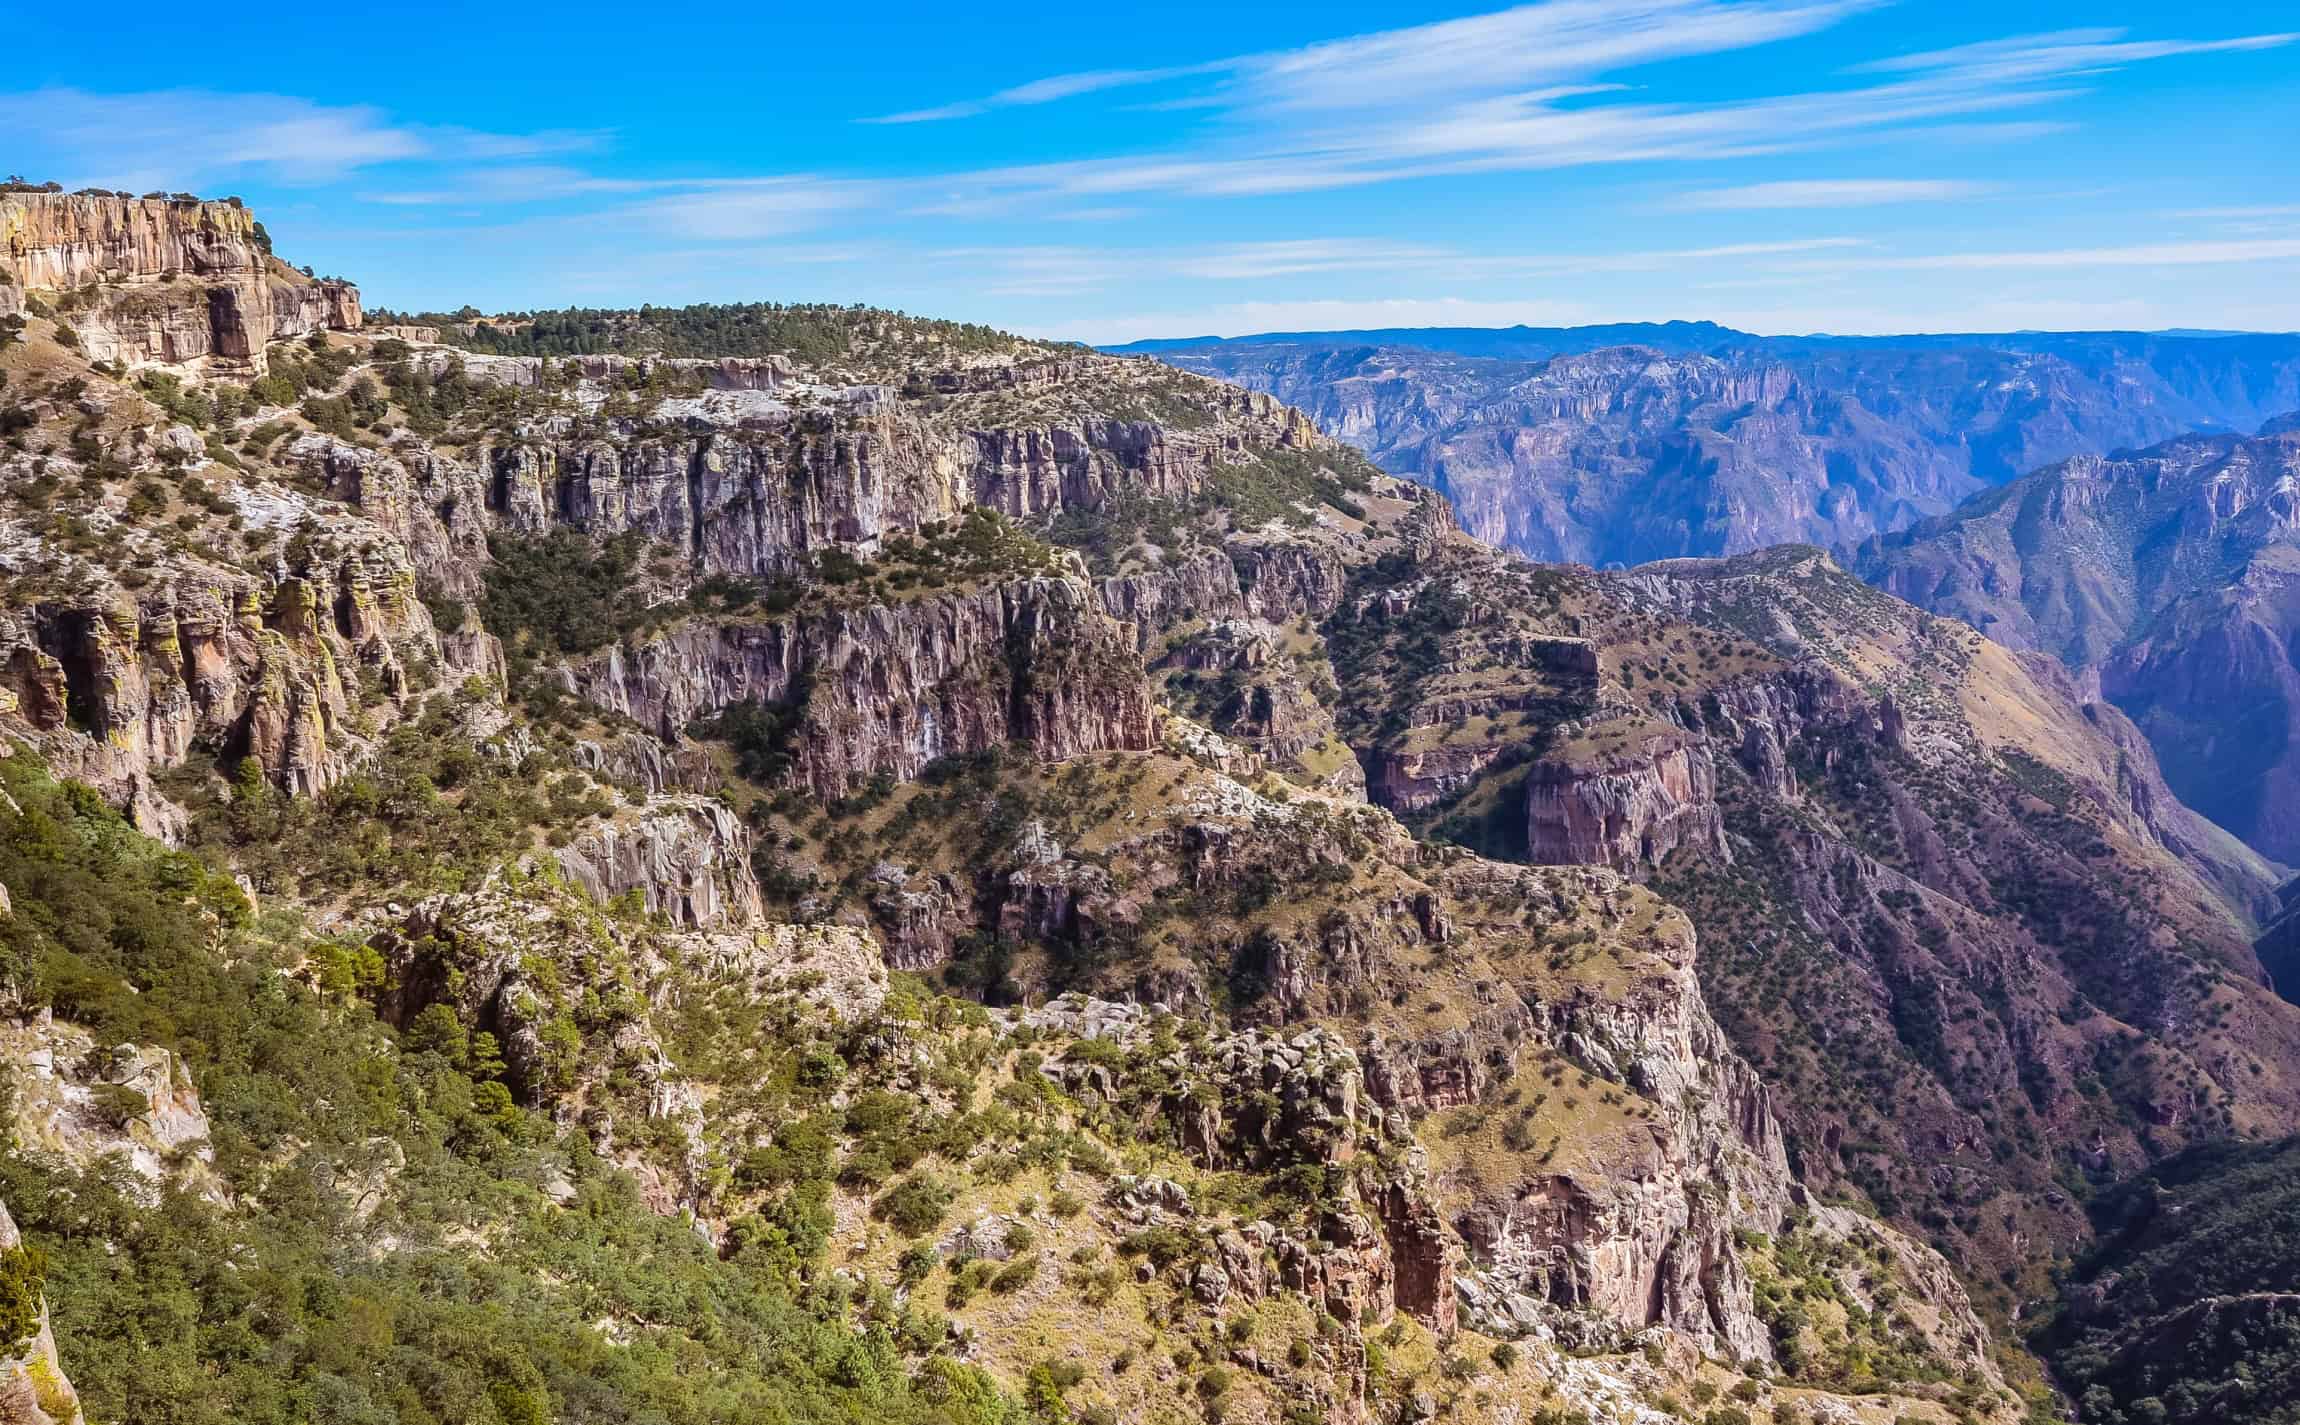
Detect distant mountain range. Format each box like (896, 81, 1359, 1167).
(1859, 418, 2300, 864)
(1114, 324, 2300, 568)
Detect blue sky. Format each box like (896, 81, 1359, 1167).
(8, 1, 2296, 339)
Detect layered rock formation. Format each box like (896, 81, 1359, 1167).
(552, 795, 764, 928)
(570, 575, 1155, 799)
(1590, 550, 2296, 1290)
(1, 193, 358, 372)
(0, 530, 455, 829)
(1524, 729, 1721, 868)
(297, 351, 1321, 586)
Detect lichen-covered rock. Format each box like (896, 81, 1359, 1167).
(0, 510, 454, 831)
(0, 1013, 221, 1202)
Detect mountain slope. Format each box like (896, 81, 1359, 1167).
(1271, 522, 2296, 1305)
(1856, 421, 2300, 863)
(2038, 1135, 2300, 1425)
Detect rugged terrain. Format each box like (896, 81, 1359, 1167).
(3, 190, 2296, 1425)
(2034, 1134, 2300, 1425)
(1856, 421, 2300, 865)
(1125, 327, 2300, 567)
(0, 190, 2040, 1425)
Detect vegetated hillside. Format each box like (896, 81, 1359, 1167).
(1124, 328, 2300, 567)
(2037, 1135, 2300, 1425)
(370, 298, 1057, 373)
(0, 189, 2031, 1425)
(1856, 420, 2300, 865)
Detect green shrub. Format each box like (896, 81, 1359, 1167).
(873, 1173, 956, 1237)
(989, 1253, 1039, 1294)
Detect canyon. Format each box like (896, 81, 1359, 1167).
(1858, 420, 2300, 864)
(1125, 325, 2300, 568)
(0, 190, 2292, 1425)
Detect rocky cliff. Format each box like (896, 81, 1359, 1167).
(0, 519, 458, 830)
(570, 576, 1156, 800)
(1591, 550, 2297, 1296)
(1523, 729, 1722, 869)
(1154, 450, 2300, 1303)
(1, 193, 358, 373)
(297, 349, 1320, 587)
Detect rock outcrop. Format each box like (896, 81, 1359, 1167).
(0, 1199, 81, 1425)
(0, 528, 453, 828)
(1, 193, 357, 373)
(0, 1014, 220, 1202)
(299, 351, 1322, 585)
(1524, 730, 1722, 870)
(570, 577, 1156, 799)
(552, 795, 764, 929)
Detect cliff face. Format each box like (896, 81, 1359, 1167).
(3, 193, 271, 289)
(1, 193, 358, 373)
(1433, 865, 1793, 1365)
(569, 577, 1156, 800)
(0, 531, 460, 829)
(553, 795, 765, 928)
(1859, 422, 2300, 862)
(301, 355, 1319, 588)
(1524, 731, 1721, 868)
(0, 1014, 222, 1204)
(1206, 475, 2299, 1298)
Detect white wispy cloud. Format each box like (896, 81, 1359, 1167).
(1787, 238, 2300, 271)
(911, 236, 1870, 298)
(841, 14, 2294, 207)
(866, 62, 1229, 123)
(1852, 27, 2297, 76)
(0, 88, 594, 187)
(1043, 296, 1608, 344)
(2167, 204, 2300, 220)
(1670, 178, 1994, 209)
(866, 0, 1869, 123)
(621, 180, 884, 239)
(26, 11, 2291, 247)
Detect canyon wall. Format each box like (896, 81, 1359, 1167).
(0, 193, 358, 372)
